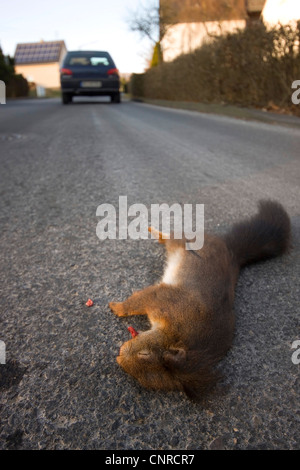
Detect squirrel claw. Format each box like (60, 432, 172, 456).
(109, 301, 126, 317)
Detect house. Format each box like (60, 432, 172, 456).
(161, 0, 300, 62)
(262, 0, 300, 27)
(14, 40, 67, 88)
(160, 1, 267, 62)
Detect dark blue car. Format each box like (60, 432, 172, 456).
(60, 50, 121, 104)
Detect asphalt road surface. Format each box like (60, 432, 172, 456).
(0, 97, 299, 450)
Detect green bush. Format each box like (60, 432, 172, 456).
(130, 23, 300, 113)
(0, 48, 14, 84)
(151, 42, 163, 68)
(0, 47, 29, 98)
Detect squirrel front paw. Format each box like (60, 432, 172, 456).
(109, 301, 126, 317)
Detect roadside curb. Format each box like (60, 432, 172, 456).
(131, 98, 300, 129)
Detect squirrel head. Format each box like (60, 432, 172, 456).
(117, 332, 219, 401)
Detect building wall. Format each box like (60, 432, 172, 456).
(161, 0, 300, 63)
(15, 62, 61, 88)
(162, 20, 246, 62)
(262, 0, 300, 26)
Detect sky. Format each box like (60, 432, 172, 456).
(1, 0, 158, 74)
(2, 0, 300, 75)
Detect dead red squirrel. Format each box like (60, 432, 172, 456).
(109, 200, 291, 401)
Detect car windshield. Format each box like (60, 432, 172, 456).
(66, 55, 111, 67)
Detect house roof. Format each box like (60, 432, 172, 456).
(160, 0, 247, 24)
(14, 40, 66, 65)
(160, 0, 267, 23)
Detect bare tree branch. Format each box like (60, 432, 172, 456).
(127, 3, 160, 44)
(127, 1, 178, 44)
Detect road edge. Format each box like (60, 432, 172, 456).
(131, 97, 300, 130)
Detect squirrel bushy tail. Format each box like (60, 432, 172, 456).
(224, 200, 291, 267)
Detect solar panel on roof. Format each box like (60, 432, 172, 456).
(14, 41, 64, 64)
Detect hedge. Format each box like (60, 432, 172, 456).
(6, 74, 29, 98)
(130, 23, 300, 113)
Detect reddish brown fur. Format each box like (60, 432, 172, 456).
(109, 200, 291, 401)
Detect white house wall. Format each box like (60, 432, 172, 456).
(162, 20, 246, 62)
(262, 0, 300, 27)
(162, 0, 300, 63)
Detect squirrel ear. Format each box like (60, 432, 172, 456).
(163, 347, 186, 368)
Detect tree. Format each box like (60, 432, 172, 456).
(151, 42, 163, 67)
(127, 1, 179, 64)
(0, 46, 15, 84)
(0, 46, 29, 98)
(128, 2, 161, 44)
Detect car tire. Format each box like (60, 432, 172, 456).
(111, 93, 121, 104)
(62, 93, 72, 104)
